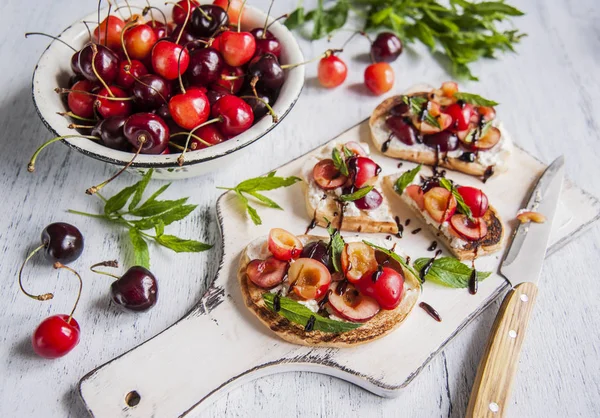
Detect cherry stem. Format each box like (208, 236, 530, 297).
(237, 0, 248, 32)
(123, 66, 169, 105)
(177, 117, 221, 165)
(280, 49, 341, 69)
(68, 123, 95, 129)
(57, 111, 97, 122)
(143, 1, 155, 24)
(261, 0, 275, 38)
(82, 21, 93, 43)
(25, 32, 77, 51)
(143, 6, 169, 34)
(170, 132, 210, 147)
(177, 46, 186, 93)
(55, 88, 134, 101)
(167, 140, 188, 151)
(97, 0, 103, 43)
(239, 95, 279, 123)
(90, 43, 114, 97)
(18, 244, 53, 301)
(89, 260, 121, 280)
(121, 18, 140, 65)
(342, 31, 363, 50)
(28, 135, 100, 173)
(86, 138, 145, 194)
(267, 14, 288, 29)
(53, 262, 83, 324)
(176, 0, 192, 44)
(104, 2, 112, 47)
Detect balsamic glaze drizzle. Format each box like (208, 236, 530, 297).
(483, 165, 494, 183)
(304, 315, 316, 332)
(412, 228, 422, 235)
(405, 218, 411, 226)
(397, 162, 404, 169)
(394, 216, 403, 238)
(427, 241, 438, 251)
(336, 279, 348, 296)
(273, 294, 281, 312)
(468, 270, 478, 295)
(419, 302, 442, 322)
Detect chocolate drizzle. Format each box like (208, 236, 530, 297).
(419, 302, 442, 322)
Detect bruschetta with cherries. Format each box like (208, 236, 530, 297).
(370, 82, 512, 179)
(384, 166, 504, 261)
(238, 228, 421, 347)
(302, 141, 397, 234)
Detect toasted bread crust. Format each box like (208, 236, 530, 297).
(383, 176, 504, 261)
(238, 235, 421, 347)
(369, 95, 505, 177)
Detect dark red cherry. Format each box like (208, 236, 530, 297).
(423, 131, 459, 152)
(150, 20, 171, 39)
(41, 222, 84, 264)
(190, 5, 229, 38)
(92, 117, 129, 150)
(354, 188, 383, 210)
(115, 60, 148, 89)
(110, 266, 158, 311)
(156, 104, 171, 119)
(124, 113, 170, 154)
(371, 32, 403, 63)
(389, 103, 409, 116)
(189, 124, 227, 150)
(250, 28, 281, 59)
(211, 64, 244, 94)
(172, 0, 199, 25)
(187, 47, 224, 86)
(300, 241, 333, 271)
(248, 53, 284, 92)
(211, 95, 254, 136)
(206, 89, 229, 106)
(386, 116, 417, 145)
(68, 79, 97, 119)
(132, 74, 171, 110)
(71, 51, 82, 74)
(241, 88, 276, 121)
(78, 43, 119, 84)
(95, 86, 132, 118)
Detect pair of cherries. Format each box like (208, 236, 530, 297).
(19, 223, 157, 359)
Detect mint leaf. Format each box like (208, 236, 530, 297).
(128, 169, 153, 211)
(129, 228, 150, 269)
(246, 204, 262, 225)
(331, 147, 349, 177)
(394, 165, 422, 195)
(339, 186, 373, 202)
(132, 204, 197, 230)
(342, 145, 354, 158)
(129, 198, 188, 217)
(154, 220, 164, 237)
(144, 183, 170, 205)
(402, 96, 440, 129)
(453, 92, 499, 107)
(363, 240, 420, 281)
(285, 7, 305, 29)
(156, 235, 212, 252)
(247, 191, 283, 210)
(326, 222, 345, 273)
(464, 120, 493, 144)
(263, 293, 362, 333)
(439, 178, 473, 220)
(104, 185, 137, 215)
(413, 257, 491, 288)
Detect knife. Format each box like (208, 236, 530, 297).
(465, 156, 565, 418)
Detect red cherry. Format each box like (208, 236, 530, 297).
(211, 64, 244, 94)
(312, 159, 348, 190)
(124, 113, 170, 154)
(214, 0, 244, 23)
(169, 87, 210, 130)
(124, 24, 158, 60)
(115, 60, 148, 89)
(189, 124, 227, 150)
(151, 41, 190, 80)
(364, 63, 394, 95)
(350, 156, 381, 188)
(211, 95, 254, 136)
(445, 103, 474, 131)
(32, 314, 80, 359)
(93, 16, 125, 50)
(68, 80, 97, 118)
(457, 186, 489, 218)
(318, 55, 347, 88)
(95, 86, 132, 118)
(172, 0, 199, 25)
(211, 30, 227, 52)
(220, 31, 256, 67)
(355, 267, 404, 310)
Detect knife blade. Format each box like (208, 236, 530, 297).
(466, 156, 565, 418)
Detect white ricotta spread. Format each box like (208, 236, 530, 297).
(300, 141, 394, 222)
(298, 299, 319, 313)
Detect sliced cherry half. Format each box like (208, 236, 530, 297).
(423, 187, 457, 223)
(341, 242, 377, 283)
(246, 256, 288, 289)
(312, 159, 348, 190)
(289, 258, 331, 300)
(445, 102, 475, 131)
(328, 283, 380, 322)
(355, 266, 404, 310)
(268, 228, 303, 261)
(423, 131, 459, 152)
(300, 241, 332, 272)
(349, 156, 381, 188)
(405, 184, 425, 210)
(354, 188, 383, 210)
(386, 116, 418, 146)
(420, 113, 453, 134)
(450, 214, 488, 241)
(457, 186, 489, 218)
(478, 106, 496, 122)
(472, 126, 501, 150)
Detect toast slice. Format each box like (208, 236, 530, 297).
(369, 84, 513, 178)
(238, 235, 421, 347)
(383, 175, 504, 261)
(301, 141, 398, 234)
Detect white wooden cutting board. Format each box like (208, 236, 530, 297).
(78, 121, 600, 417)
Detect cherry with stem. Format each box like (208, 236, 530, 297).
(28, 135, 100, 172)
(177, 117, 221, 165)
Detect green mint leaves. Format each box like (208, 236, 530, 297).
(331, 147, 349, 177)
(339, 185, 373, 202)
(263, 293, 362, 333)
(286, 0, 525, 80)
(69, 169, 212, 269)
(326, 221, 345, 273)
(363, 241, 420, 282)
(453, 92, 499, 107)
(218, 171, 302, 226)
(439, 177, 474, 221)
(402, 96, 441, 129)
(394, 164, 422, 195)
(413, 257, 491, 288)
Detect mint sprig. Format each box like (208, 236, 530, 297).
(402, 96, 441, 129)
(363, 241, 420, 282)
(453, 92, 499, 107)
(331, 147, 349, 177)
(394, 164, 422, 195)
(339, 185, 373, 202)
(413, 257, 491, 288)
(326, 221, 345, 273)
(69, 169, 212, 269)
(263, 293, 362, 333)
(439, 177, 473, 221)
(218, 171, 302, 225)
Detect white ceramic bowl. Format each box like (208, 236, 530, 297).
(32, 2, 304, 179)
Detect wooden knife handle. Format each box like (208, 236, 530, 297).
(465, 282, 538, 418)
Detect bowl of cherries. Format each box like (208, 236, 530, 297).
(31, 0, 305, 180)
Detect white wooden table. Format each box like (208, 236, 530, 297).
(1, 0, 599, 417)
